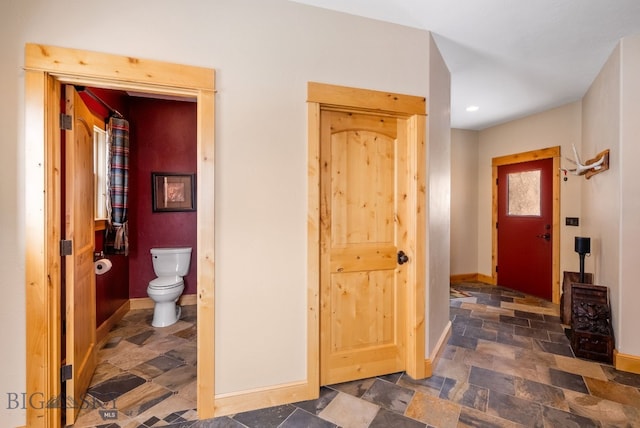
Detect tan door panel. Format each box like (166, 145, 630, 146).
(320, 110, 407, 385)
(64, 85, 98, 423)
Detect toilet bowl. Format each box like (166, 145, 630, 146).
(147, 247, 191, 327)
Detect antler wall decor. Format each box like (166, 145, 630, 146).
(566, 144, 610, 179)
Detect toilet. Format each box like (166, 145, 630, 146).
(147, 247, 192, 327)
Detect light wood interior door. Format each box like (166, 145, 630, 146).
(64, 86, 97, 423)
(320, 109, 408, 385)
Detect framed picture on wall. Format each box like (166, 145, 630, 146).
(152, 172, 196, 212)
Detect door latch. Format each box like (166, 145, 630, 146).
(397, 250, 409, 265)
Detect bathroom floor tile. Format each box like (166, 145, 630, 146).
(129, 354, 185, 380)
(153, 363, 197, 392)
(87, 372, 146, 403)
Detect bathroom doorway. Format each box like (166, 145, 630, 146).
(24, 44, 215, 427)
(68, 84, 199, 426)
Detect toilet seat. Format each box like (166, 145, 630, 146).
(149, 276, 183, 289)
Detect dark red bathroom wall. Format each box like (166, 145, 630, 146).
(85, 87, 131, 326)
(79, 87, 129, 121)
(95, 251, 129, 326)
(128, 97, 198, 298)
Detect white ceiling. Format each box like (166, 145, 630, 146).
(291, 0, 640, 130)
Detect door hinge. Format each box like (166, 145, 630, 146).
(496, 222, 498, 229)
(60, 240, 73, 256)
(496, 265, 499, 273)
(60, 364, 73, 383)
(496, 178, 499, 185)
(60, 114, 72, 130)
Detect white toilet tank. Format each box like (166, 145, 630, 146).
(150, 247, 192, 277)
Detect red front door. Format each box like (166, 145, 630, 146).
(497, 158, 553, 300)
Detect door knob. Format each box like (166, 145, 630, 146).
(397, 250, 409, 265)
(536, 233, 551, 241)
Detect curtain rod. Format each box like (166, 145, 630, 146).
(75, 86, 124, 119)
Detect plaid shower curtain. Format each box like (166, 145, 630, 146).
(106, 117, 130, 255)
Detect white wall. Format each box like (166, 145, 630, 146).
(619, 35, 640, 356)
(581, 44, 621, 342)
(0, 2, 27, 426)
(0, 0, 446, 424)
(477, 102, 583, 278)
(450, 129, 479, 275)
(583, 35, 640, 357)
(426, 35, 451, 353)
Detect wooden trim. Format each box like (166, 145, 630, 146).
(25, 70, 61, 428)
(405, 114, 427, 379)
(614, 350, 640, 375)
(424, 321, 452, 376)
(450, 273, 480, 283)
(477, 274, 496, 285)
(96, 301, 130, 343)
(306, 102, 321, 397)
(491, 165, 498, 286)
(551, 156, 561, 303)
(450, 273, 498, 285)
(196, 87, 216, 419)
(94, 219, 107, 231)
(129, 294, 198, 310)
(307, 82, 426, 116)
(24, 44, 216, 426)
(25, 44, 214, 91)
(214, 381, 311, 416)
(491, 146, 561, 303)
(492, 146, 560, 167)
(128, 297, 156, 310)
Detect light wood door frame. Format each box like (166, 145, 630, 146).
(307, 82, 428, 385)
(491, 146, 561, 303)
(24, 44, 216, 427)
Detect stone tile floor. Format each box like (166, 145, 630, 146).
(73, 283, 640, 427)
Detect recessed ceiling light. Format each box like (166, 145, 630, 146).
(466, 105, 479, 112)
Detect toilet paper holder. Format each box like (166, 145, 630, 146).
(94, 257, 112, 275)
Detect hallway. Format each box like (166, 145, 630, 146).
(74, 283, 640, 427)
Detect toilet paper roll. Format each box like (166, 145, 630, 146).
(94, 258, 113, 275)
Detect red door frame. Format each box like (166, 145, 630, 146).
(491, 147, 561, 304)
